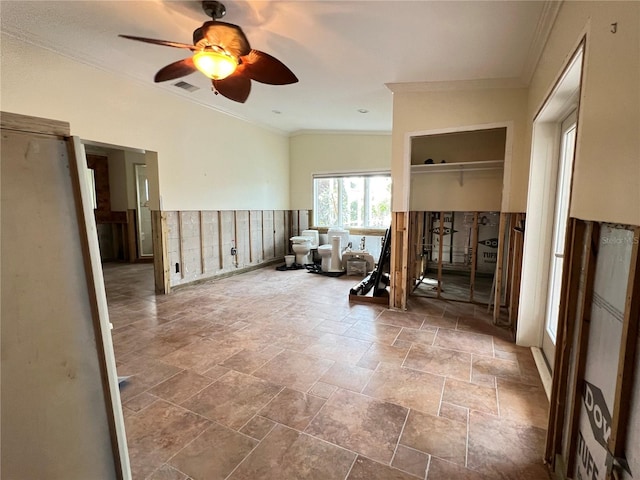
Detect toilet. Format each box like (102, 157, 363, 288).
(318, 228, 350, 272)
(290, 230, 319, 265)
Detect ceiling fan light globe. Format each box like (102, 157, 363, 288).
(193, 50, 237, 80)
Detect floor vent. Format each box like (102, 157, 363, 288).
(173, 81, 199, 93)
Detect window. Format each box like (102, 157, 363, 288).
(313, 173, 391, 228)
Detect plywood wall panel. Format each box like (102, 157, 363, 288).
(165, 211, 181, 286)
(249, 210, 263, 264)
(275, 211, 287, 257)
(262, 211, 275, 260)
(235, 211, 250, 268)
(201, 211, 220, 274)
(220, 210, 236, 271)
(179, 211, 202, 283)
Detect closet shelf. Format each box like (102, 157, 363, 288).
(411, 160, 504, 187)
(411, 160, 504, 174)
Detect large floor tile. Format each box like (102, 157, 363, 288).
(442, 377, 498, 415)
(496, 378, 549, 429)
(362, 363, 444, 414)
(252, 350, 334, 391)
(319, 361, 374, 392)
(303, 333, 372, 364)
(433, 329, 494, 356)
(400, 409, 467, 466)
(168, 422, 257, 480)
(125, 400, 211, 479)
(148, 370, 213, 404)
(305, 389, 408, 463)
(228, 424, 356, 480)
(347, 456, 419, 480)
(343, 320, 402, 345)
(467, 411, 549, 480)
(182, 370, 281, 429)
(258, 387, 325, 430)
(427, 457, 488, 479)
(404, 343, 471, 381)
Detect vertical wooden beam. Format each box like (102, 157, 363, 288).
(199, 211, 206, 274)
(508, 213, 525, 327)
(127, 209, 137, 262)
(564, 222, 599, 479)
(493, 212, 507, 324)
(177, 211, 185, 279)
(390, 212, 408, 310)
(470, 212, 479, 302)
(217, 210, 224, 270)
(151, 210, 170, 294)
(606, 225, 640, 479)
(437, 212, 444, 299)
(505, 214, 516, 307)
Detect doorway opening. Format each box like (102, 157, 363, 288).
(517, 44, 584, 378)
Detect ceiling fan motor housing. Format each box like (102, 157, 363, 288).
(202, 1, 226, 20)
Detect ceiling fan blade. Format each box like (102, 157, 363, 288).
(212, 75, 251, 103)
(119, 34, 196, 51)
(197, 21, 251, 57)
(154, 58, 197, 83)
(239, 50, 298, 85)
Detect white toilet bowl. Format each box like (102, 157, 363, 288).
(290, 236, 312, 265)
(318, 244, 333, 272)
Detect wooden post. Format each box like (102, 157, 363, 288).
(437, 212, 444, 299)
(606, 225, 640, 479)
(199, 211, 206, 274)
(151, 210, 170, 294)
(492, 213, 507, 324)
(508, 213, 525, 327)
(127, 209, 137, 262)
(390, 212, 408, 310)
(470, 212, 478, 302)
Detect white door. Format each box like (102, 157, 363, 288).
(542, 111, 577, 368)
(135, 164, 154, 257)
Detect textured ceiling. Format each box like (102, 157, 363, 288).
(0, 1, 553, 134)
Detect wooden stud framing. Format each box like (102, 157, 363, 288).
(505, 214, 516, 307)
(493, 213, 507, 324)
(437, 212, 444, 299)
(127, 209, 137, 262)
(564, 222, 599, 478)
(151, 210, 170, 294)
(390, 211, 408, 310)
(508, 213, 525, 328)
(177, 211, 185, 279)
(606, 225, 640, 479)
(199, 211, 206, 274)
(217, 211, 224, 270)
(470, 212, 479, 302)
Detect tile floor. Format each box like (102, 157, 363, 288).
(105, 263, 551, 480)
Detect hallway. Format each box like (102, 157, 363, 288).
(105, 263, 550, 480)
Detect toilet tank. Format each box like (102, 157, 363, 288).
(301, 229, 319, 249)
(327, 228, 350, 251)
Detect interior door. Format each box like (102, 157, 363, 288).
(135, 163, 153, 257)
(542, 111, 577, 369)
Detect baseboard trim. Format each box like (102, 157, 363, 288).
(531, 346, 553, 400)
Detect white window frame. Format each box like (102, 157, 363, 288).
(312, 170, 391, 228)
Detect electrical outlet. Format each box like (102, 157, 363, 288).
(230, 247, 237, 256)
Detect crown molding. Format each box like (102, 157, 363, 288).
(289, 129, 391, 137)
(385, 77, 527, 94)
(520, 0, 563, 85)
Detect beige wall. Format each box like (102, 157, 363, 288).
(527, 1, 640, 226)
(391, 87, 529, 213)
(411, 128, 506, 165)
(289, 132, 392, 211)
(0, 33, 290, 211)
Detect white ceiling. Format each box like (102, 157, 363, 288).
(1, 1, 554, 134)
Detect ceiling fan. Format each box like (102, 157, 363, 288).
(119, 1, 298, 103)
